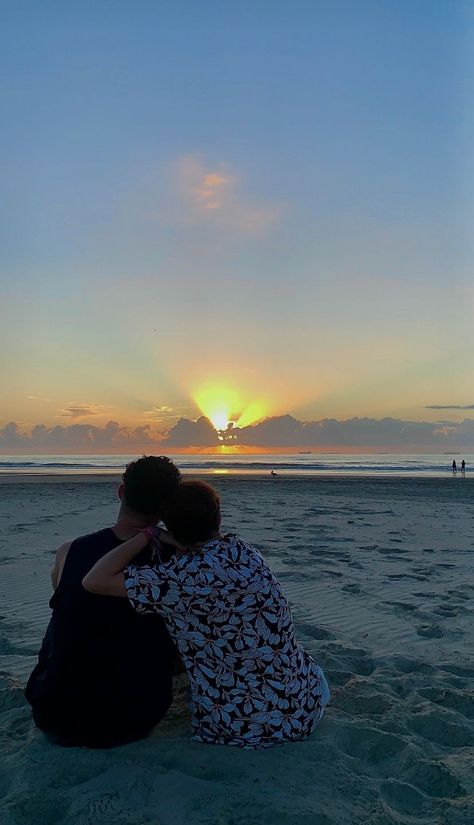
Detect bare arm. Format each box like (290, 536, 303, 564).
(82, 531, 149, 598)
(51, 542, 72, 590)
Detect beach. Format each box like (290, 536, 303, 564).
(0, 475, 473, 825)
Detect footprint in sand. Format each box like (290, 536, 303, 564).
(324, 669, 354, 687)
(403, 756, 466, 799)
(380, 780, 426, 816)
(339, 723, 407, 763)
(433, 604, 459, 617)
(408, 711, 472, 748)
(295, 622, 334, 640)
(321, 569, 343, 579)
(341, 583, 361, 594)
(388, 655, 433, 676)
(0, 635, 38, 656)
(321, 644, 375, 676)
(416, 623, 444, 639)
(388, 572, 428, 582)
(0, 675, 26, 713)
(417, 686, 474, 720)
(382, 600, 417, 613)
(447, 588, 472, 602)
(441, 662, 474, 679)
(335, 686, 393, 717)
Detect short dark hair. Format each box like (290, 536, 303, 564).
(122, 455, 181, 516)
(161, 479, 220, 545)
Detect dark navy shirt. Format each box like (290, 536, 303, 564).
(26, 528, 175, 746)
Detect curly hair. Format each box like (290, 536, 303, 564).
(122, 455, 182, 516)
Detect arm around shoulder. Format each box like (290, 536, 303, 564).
(82, 531, 148, 598)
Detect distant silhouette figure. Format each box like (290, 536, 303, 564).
(461, 459, 466, 476)
(452, 459, 457, 475)
(270, 470, 278, 478)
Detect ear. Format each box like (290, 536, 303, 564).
(118, 482, 125, 501)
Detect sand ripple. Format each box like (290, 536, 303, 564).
(0, 477, 473, 824)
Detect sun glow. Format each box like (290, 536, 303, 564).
(193, 385, 267, 432)
(193, 386, 240, 431)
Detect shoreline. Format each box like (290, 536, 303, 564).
(0, 471, 471, 484)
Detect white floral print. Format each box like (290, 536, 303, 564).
(125, 534, 329, 748)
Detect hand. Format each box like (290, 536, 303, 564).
(145, 526, 185, 561)
(159, 530, 182, 549)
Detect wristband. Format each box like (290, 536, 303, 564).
(141, 526, 160, 545)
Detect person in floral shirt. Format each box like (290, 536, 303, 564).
(83, 479, 330, 748)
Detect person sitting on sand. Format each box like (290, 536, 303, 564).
(83, 479, 330, 748)
(25, 455, 181, 748)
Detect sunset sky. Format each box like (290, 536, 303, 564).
(1, 2, 473, 451)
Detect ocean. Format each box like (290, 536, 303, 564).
(0, 453, 471, 477)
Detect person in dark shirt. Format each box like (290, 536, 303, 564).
(25, 455, 181, 748)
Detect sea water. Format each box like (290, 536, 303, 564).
(0, 453, 472, 477)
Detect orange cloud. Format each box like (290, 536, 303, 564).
(58, 403, 109, 419)
(176, 156, 283, 235)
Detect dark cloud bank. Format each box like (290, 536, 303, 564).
(2, 414, 474, 451)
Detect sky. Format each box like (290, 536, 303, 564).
(1, 1, 473, 451)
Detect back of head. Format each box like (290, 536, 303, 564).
(161, 479, 220, 546)
(122, 455, 182, 517)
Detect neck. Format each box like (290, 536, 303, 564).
(111, 505, 157, 541)
(182, 530, 222, 555)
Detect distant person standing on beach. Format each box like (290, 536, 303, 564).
(452, 459, 457, 475)
(26, 456, 181, 748)
(461, 459, 466, 476)
(84, 479, 330, 749)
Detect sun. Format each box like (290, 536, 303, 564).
(208, 407, 230, 431)
(193, 386, 240, 431)
(193, 384, 268, 432)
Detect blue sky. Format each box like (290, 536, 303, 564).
(1, 1, 473, 447)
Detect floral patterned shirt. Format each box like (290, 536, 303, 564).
(125, 534, 328, 748)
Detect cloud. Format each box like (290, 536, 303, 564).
(163, 416, 219, 447)
(0, 420, 158, 450)
(426, 405, 474, 410)
(162, 414, 474, 449)
(142, 405, 178, 416)
(59, 403, 108, 419)
(176, 156, 282, 236)
(235, 415, 474, 448)
(2, 414, 474, 451)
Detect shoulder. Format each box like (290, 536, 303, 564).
(223, 534, 258, 556)
(56, 541, 72, 562)
(51, 528, 113, 588)
(51, 540, 73, 589)
(68, 528, 114, 548)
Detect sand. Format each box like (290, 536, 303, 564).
(0, 475, 473, 825)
